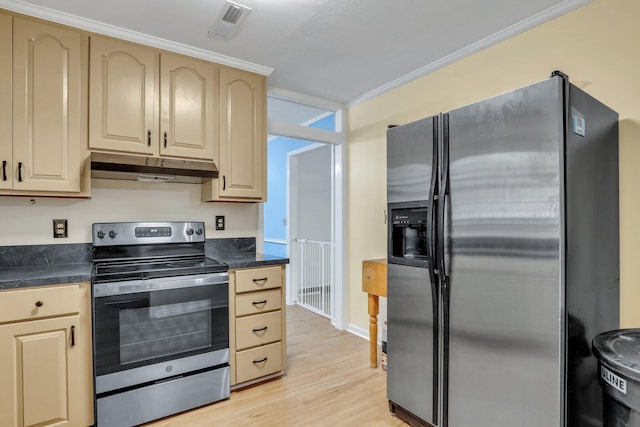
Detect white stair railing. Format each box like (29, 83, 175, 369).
(293, 238, 332, 318)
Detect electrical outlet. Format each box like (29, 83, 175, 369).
(53, 219, 68, 238)
(215, 216, 225, 231)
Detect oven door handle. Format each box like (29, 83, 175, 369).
(93, 272, 229, 297)
(103, 298, 148, 306)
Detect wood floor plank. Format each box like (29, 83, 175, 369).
(145, 304, 405, 426)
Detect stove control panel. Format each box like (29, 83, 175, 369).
(92, 222, 206, 246)
(135, 227, 172, 238)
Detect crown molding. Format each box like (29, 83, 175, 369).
(345, 0, 591, 107)
(0, 0, 273, 76)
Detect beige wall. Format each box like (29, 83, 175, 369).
(347, 0, 640, 330)
(0, 179, 259, 245)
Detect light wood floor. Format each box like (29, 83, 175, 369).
(146, 304, 406, 427)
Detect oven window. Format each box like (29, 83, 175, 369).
(120, 300, 212, 365)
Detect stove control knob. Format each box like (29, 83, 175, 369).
(97, 231, 106, 239)
(195, 228, 203, 235)
(109, 230, 117, 239)
(186, 228, 195, 236)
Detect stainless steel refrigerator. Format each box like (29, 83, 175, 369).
(386, 72, 619, 427)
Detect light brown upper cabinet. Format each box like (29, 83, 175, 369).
(89, 36, 216, 161)
(202, 67, 266, 201)
(89, 37, 157, 156)
(2, 16, 83, 193)
(160, 53, 216, 159)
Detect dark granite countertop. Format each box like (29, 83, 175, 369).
(211, 253, 289, 270)
(0, 254, 289, 290)
(0, 263, 93, 290)
(0, 238, 288, 291)
(0, 243, 93, 291)
(203, 237, 288, 269)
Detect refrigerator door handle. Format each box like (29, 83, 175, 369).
(428, 115, 440, 263)
(438, 113, 450, 283)
(426, 115, 440, 424)
(438, 112, 451, 427)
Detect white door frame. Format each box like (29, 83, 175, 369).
(263, 87, 347, 330)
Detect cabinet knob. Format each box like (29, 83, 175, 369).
(35, 300, 44, 307)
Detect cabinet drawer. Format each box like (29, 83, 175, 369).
(235, 311, 281, 351)
(0, 284, 80, 324)
(235, 266, 282, 293)
(235, 289, 281, 317)
(235, 342, 282, 384)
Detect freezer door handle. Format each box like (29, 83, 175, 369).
(438, 112, 451, 427)
(427, 115, 440, 424)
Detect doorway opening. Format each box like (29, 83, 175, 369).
(288, 141, 334, 318)
(264, 92, 346, 328)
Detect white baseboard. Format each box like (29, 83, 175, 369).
(345, 323, 368, 341)
(345, 323, 384, 346)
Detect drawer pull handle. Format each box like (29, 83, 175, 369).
(35, 300, 44, 308)
(2, 160, 6, 181)
(252, 357, 268, 364)
(164, 131, 168, 148)
(147, 130, 151, 147)
(18, 162, 23, 182)
(71, 325, 75, 347)
(252, 277, 268, 285)
(252, 326, 268, 333)
(252, 300, 268, 306)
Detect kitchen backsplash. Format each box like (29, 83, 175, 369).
(204, 237, 256, 257)
(0, 179, 259, 246)
(0, 243, 92, 267)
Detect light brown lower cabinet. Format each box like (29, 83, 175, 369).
(0, 283, 93, 427)
(229, 265, 287, 387)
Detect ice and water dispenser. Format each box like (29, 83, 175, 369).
(388, 202, 428, 267)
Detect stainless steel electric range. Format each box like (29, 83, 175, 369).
(91, 221, 229, 427)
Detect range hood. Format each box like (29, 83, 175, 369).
(91, 152, 218, 184)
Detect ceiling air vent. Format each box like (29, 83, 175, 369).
(210, 0, 251, 39)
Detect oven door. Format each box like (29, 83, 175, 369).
(93, 272, 229, 394)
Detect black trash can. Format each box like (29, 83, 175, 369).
(592, 329, 640, 427)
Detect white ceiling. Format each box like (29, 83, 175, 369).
(1, 0, 589, 106)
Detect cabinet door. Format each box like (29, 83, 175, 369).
(12, 18, 82, 192)
(89, 36, 158, 155)
(217, 67, 266, 199)
(160, 52, 215, 160)
(0, 13, 11, 190)
(0, 316, 88, 427)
